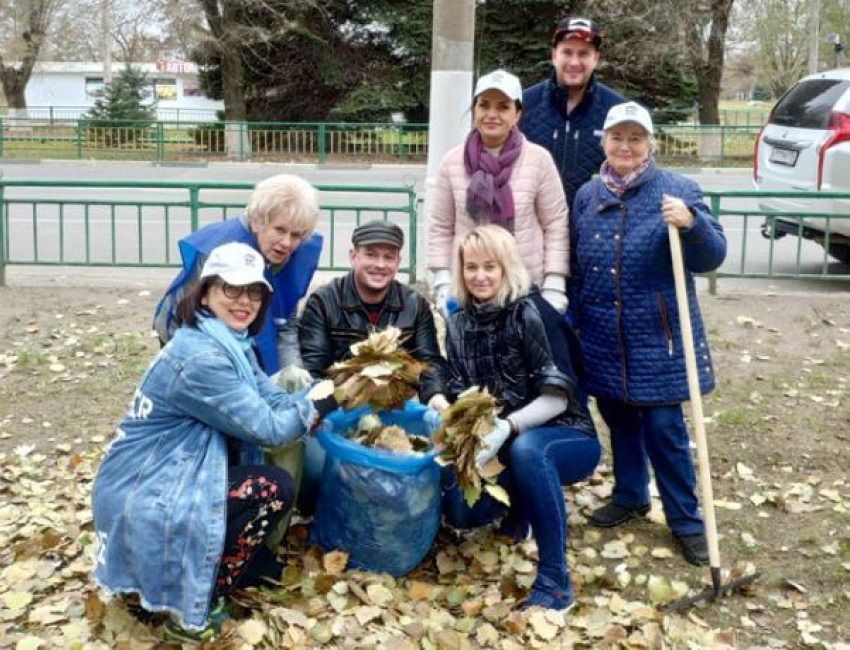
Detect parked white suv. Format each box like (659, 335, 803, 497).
(754, 68, 850, 262)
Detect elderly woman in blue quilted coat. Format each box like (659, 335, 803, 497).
(567, 102, 727, 567)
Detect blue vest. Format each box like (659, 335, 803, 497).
(154, 218, 322, 374)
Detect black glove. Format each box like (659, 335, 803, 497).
(311, 394, 339, 418)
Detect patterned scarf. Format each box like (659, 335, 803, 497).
(464, 127, 523, 229)
(600, 156, 654, 196)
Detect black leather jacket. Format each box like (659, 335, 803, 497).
(446, 292, 595, 435)
(298, 272, 449, 404)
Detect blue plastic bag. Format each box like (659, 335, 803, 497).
(312, 401, 441, 576)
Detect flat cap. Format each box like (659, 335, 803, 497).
(351, 219, 404, 249)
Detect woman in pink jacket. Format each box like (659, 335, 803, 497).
(428, 69, 570, 315)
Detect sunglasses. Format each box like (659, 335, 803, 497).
(218, 281, 266, 302)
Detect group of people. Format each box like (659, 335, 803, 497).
(90, 15, 727, 638)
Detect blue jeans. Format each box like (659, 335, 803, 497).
(596, 400, 704, 535)
(442, 427, 600, 586)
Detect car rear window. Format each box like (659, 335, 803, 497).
(770, 79, 850, 129)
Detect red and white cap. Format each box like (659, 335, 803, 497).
(552, 17, 602, 49)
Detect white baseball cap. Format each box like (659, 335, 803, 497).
(474, 69, 523, 104)
(603, 101, 654, 135)
(200, 242, 273, 291)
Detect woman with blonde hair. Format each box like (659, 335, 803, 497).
(441, 225, 599, 611)
(427, 69, 570, 317)
(154, 173, 323, 379)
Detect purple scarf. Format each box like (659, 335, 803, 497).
(464, 127, 523, 229)
(600, 156, 653, 196)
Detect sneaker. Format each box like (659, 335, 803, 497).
(520, 574, 574, 611)
(673, 532, 710, 566)
(162, 600, 228, 642)
(587, 502, 651, 528)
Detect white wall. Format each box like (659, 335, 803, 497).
(22, 63, 223, 121)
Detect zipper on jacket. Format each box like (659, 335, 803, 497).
(656, 293, 674, 357)
(614, 205, 629, 401)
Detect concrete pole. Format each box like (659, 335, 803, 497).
(808, 0, 820, 75)
(420, 0, 475, 284)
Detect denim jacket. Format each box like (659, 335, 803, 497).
(91, 326, 315, 631)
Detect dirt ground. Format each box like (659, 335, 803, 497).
(0, 275, 848, 648)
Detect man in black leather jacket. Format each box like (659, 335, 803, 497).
(298, 220, 450, 409)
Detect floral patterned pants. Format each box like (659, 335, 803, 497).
(214, 465, 294, 598)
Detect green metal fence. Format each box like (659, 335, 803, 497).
(702, 189, 850, 290)
(5, 180, 850, 290)
(1, 117, 756, 165)
(0, 180, 418, 286)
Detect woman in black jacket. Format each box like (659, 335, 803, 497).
(443, 225, 600, 611)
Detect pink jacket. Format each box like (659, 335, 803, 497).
(427, 135, 569, 286)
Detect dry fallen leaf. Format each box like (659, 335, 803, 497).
(322, 550, 349, 576)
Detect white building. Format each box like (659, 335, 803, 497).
(21, 61, 223, 122)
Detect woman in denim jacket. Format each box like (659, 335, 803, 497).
(441, 225, 600, 611)
(91, 242, 334, 639)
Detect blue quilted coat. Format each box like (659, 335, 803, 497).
(567, 161, 726, 404)
(521, 71, 625, 212)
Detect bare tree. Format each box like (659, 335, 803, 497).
(0, 0, 64, 111)
(679, 0, 736, 124)
(197, 0, 248, 120)
(195, 0, 324, 121)
(41, 0, 198, 64)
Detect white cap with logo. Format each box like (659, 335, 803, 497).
(200, 242, 273, 291)
(603, 101, 654, 135)
(474, 69, 523, 104)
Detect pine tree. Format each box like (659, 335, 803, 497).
(85, 65, 156, 145)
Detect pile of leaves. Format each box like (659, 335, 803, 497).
(351, 414, 431, 455)
(328, 327, 427, 412)
(432, 387, 509, 507)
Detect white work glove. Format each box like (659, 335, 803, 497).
(277, 364, 314, 393)
(474, 418, 512, 470)
(423, 407, 442, 434)
(427, 393, 450, 411)
(541, 274, 568, 314)
(433, 269, 451, 318)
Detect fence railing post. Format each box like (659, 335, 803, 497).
(0, 177, 6, 287)
(76, 119, 85, 159)
(407, 186, 417, 284)
(0, 117, 4, 158)
(317, 124, 327, 164)
(189, 185, 200, 233)
(156, 121, 164, 161)
(397, 126, 404, 158)
(708, 193, 721, 295)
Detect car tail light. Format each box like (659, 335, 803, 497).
(753, 121, 768, 183)
(817, 110, 850, 189)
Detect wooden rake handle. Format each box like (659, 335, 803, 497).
(667, 223, 722, 570)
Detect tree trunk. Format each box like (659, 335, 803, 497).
(198, 0, 249, 157)
(684, 0, 734, 125)
(0, 69, 28, 110)
(220, 46, 246, 121)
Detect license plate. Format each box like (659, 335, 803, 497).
(769, 147, 798, 166)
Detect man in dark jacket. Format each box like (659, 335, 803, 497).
(299, 219, 449, 409)
(520, 17, 625, 214)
